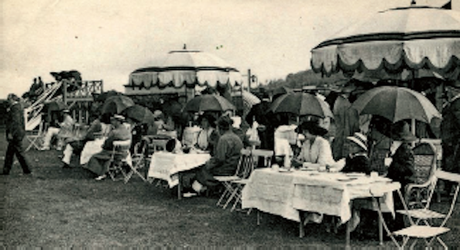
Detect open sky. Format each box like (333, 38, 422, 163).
(0, 0, 453, 98)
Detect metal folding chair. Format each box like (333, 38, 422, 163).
(230, 149, 274, 213)
(25, 118, 47, 151)
(371, 170, 460, 249)
(106, 140, 132, 181)
(124, 141, 148, 183)
(215, 149, 253, 209)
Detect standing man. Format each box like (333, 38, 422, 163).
(2, 94, 32, 175)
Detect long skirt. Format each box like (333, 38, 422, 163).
(80, 137, 105, 165)
(84, 150, 112, 176)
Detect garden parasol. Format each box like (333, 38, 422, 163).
(311, 6, 460, 79)
(120, 105, 155, 124)
(269, 92, 333, 119)
(101, 95, 135, 115)
(128, 48, 243, 89)
(183, 94, 235, 113)
(351, 86, 441, 123)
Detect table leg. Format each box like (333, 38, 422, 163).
(345, 220, 351, 250)
(379, 218, 383, 245)
(178, 173, 182, 200)
(298, 211, 305, 238)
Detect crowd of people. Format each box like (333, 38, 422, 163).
(2, 78, 457, 239)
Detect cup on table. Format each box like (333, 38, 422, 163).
(370, 171, 378, 179)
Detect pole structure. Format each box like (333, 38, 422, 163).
(248, 69, 251, 91)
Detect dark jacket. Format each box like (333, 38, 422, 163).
(386, 142, 415, 189)
(6, 102, 25, 141)
(341, 153, 371, 175)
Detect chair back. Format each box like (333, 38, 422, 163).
(252, 149, 274, 168)
(412, 142, 437, 185)
(111, 140, 131, 162)
(234, 149, 254, 179)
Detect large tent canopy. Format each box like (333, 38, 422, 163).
(311, 6, 460, 80)
(128, 49, 243, 90)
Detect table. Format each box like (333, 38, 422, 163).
(242, 168, 400, 247)
(147, 152, 211, 199)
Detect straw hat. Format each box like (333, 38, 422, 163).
(111, 114, 125, 122)
(347, 132, 368, 151)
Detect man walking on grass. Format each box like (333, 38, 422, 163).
(1, 93, 32, 175)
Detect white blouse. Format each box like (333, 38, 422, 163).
(297, 136, 336, 166)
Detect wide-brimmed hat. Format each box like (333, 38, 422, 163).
(197, 113, 216, 127)
(347, 132, 368, 151)
(392, 121, 417, 142)
(111, 114, 125, 122)
(295, 120, 328, 136)
(217, 115, 233, 130)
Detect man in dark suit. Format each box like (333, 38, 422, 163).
(2, 94, 32, 175)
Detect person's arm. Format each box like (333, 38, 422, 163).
(205, 136, 227, 170)
(317, 138, 338, 167)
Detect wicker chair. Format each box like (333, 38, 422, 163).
(405, 142, 438, 209)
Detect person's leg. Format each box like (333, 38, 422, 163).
(12, 139, 32, 174)
(2, 142, 15, 174)
(62, 144, 73, 167)
(41, 127, 60, 149)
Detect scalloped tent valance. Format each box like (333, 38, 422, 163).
(128, 50, 243, 89)
(311, 6, 460, 80)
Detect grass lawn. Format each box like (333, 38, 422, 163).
(1, 129, 460, 248)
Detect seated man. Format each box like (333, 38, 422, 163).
(40, 109, 74, 150)
(84, 115, 131, 180)
(60, 113, 104, 168)
(190, 115, 244, 194)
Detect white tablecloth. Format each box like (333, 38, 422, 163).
(242, 168, 399, 223)
(147, 152, 211, 187)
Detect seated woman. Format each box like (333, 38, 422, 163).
(80, 114, 112, 165)
(194, 114, 218, 152)
(292, 120, 343, 169)
(326, 132, 371, 234)
(84, 115, 132, 180)
(190, 115, 244, 194)
(61, 113, 104, 168)
(340, 132, 371, 175)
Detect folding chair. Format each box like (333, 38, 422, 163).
(371, 170, 460, 249)
(106, 140, 132, 181)
(405, 142, 438, 209)
(215, 149, 253, 209)
(123, 141, 148, 183)
(231, 149, 274, 213)
(25, 117, 47, 151)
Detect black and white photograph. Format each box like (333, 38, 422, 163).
(1, 0, 460, 248)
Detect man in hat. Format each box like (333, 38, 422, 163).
(191, 115, 244, 193)
(386, 121, 417, 190)
(2, 94, 32, 175)
(40, 109, 75, 150)
(84, 114, 131, 180)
